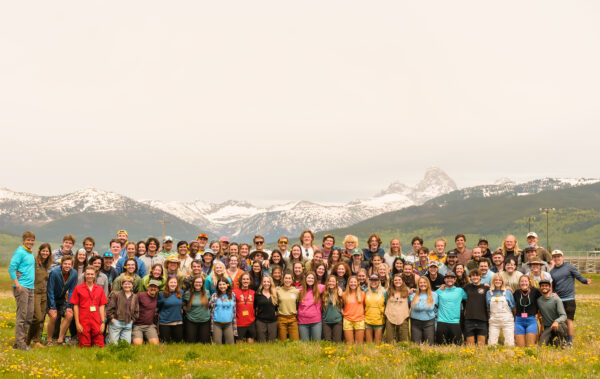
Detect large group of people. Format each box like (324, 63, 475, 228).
(8, 229, 591, 350)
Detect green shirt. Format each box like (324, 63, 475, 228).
(322, 293, 343, 323)
(183, 291, 211, 323)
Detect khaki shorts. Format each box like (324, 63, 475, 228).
(132, 324, 158, 340)
(343, 319, 365, 331)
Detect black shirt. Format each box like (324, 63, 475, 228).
(464, 283, 488, 321)
(425, 273, 445, 291)
(514, 288, 541, 317)
(254, 293, 278, 323)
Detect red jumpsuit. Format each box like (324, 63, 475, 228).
(70, 283, 108, 347)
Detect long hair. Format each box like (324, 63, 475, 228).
(163, 276, 182, 298)
(288, 244, 306, 264)
(411, 277, 433, 308)
(269, 250, 287, 272)
(388, 273, 409, 298)
(187, 276, 208, 309)
(314, 263, 327, 284)
(391, 257, 404, 276)
(73, 250, 88, 271)
(491, 273, 506, 291)
(501, 235, 521, 257)
(321, 275, 343, 310)
(215, 277, 233, 300)
(327, 248, 342, 267)
(210, 261, 230, 284)
(292, 262, 304, 283)
(330, 262, 350, 282)
(300, 271, 321, 304)
(36, 243, 52, 269)
(249, 261, 264, 290)
(150, 263, 164, 280)
(343, 276, 363, 304)
(238, 272, 252, 289)
(257, 275, 278, 305)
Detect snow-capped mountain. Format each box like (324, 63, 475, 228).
(1, 169, 598, 243)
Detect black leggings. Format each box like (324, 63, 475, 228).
(183, 318, 211, 344)
(159, 324, 183, 343)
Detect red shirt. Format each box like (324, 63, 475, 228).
(233, 288, 255, 327)
(70, 283, 108, 325)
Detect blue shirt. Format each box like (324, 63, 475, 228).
(435, 286, 467, 324)
(157, 291, 184, 324)
(8, 246, 36, 289)
(550, 263, 589, 301)
(480, 270, 494, 286)
(213, 294, 236, 323)
(115, 255, 147, 278)
(409, 292, 438, 321)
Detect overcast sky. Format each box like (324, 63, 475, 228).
(1, 1, 599, 204)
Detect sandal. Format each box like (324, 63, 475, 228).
(45, 340, 54, 347)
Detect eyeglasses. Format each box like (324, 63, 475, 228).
(256, 241, 264, 245)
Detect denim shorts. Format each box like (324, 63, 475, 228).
(515, 316, 538, 335)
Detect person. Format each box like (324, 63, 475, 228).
(486, 274, 515, 346)
(519, 245, 551, 274)
(9, 231, 37, 350)
(477, 238, 493, 260)
(362, 233, 385, 261)
(140, 237, 165, 274)
(478, 259, 494, 286)
(157, 276, 184, 343)
(205, 261, 232, 297)
(82, 237, 98, 262)
(357, 268, 369, 292)
(299, 230, 319, 259)
(210, 278, 237, 345)
(514, 275, 541, 347)
(429, 238, 448, 264)
(525, 232, 552, 263)
(136, 240, 147, 258)
(70, 266, 108, 347)
(319, 235, 335, 261)
(188, 239, 202, 261)
(342, 276, 366, 344)
(342, 235, 360, 262)
(51, 234, 76, 269)
(377, 263, 390, 289)
(183, 276, 211, 344)
(467, 247, 485, 271)
(252, 235, 271, 258)
(276, 271, 300, 341)
(450, 234, 472, 267)
(401, 263, 419, 290)
(527, 257, 553, 288)
(239, 244, 251, 271)
(87, 256, 110, 297)
(100, 252, 119, 291)
(267, 250, 287, 273)
(139, 263, 165, 292)
(453, 264, 470, 288)
(26, 243, 52, 348)
(314, 263, 327, 285)
(176, 240, 193, 275)
(233, 272, 256, 343)
(385, 274, 410, 343)
(158, 236, 175, 258)
(305, 250, 323, 273)
(115, 242, 146, 278)
(112, 259, 142, 293)
(382, 238, 404, 268)
(254, 276, 278, 342)
(73, 249, 89, 277)
(226, 255, 243, 290)
(331, 262, 350, 291)
(286, 244, 307, 270)
(298, 271, 324, 341)
(435, 272, 467, 344)
(163, 254, 185, 279)
(425, 261, 445, 291)
(390, 256, 405, 277)
(490, 251, 504, 274)
(116, 229, 129, 257)
(291, 262, 304, 289)
(271, 266, 283, 287)
(501, 258, 523, 292)
(201, 248, 216, 275)
(537, 279, 568, 346)
(277, 236, 290, 259)
(197, 233, 209, 256)
(549, 249, 591, 346)
(496, 234, 521, 266)
(463, 269, 488, 346)
(249, 250, 269, 272)
(46, 255, 78, 345)
(409, 277, 438, 345)
(219, 236, 230, 257)
(106, 275, 139, 344)
(321, 275, 344, 343)
(132, 280, 160, 345)
(405, 236, 423, 265)
(327, 248, 344, 271)
(445, 251, 459, 273)
(348, 248, 368, 276)
(415, 247, 430, 276)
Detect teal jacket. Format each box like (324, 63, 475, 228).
(9, 246, 36, 289)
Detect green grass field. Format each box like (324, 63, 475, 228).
(0, 272, 598, 378)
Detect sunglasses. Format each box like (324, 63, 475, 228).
(256, 241, 264, 245)
(279, 241, 288, 244)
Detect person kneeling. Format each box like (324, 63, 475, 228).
(537, 279, 568, 347)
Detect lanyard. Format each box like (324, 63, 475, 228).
(86, 285, 97, 307)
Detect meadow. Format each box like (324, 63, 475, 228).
(0, 271, 598, 378)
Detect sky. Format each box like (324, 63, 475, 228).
(1, 1, 599, 205)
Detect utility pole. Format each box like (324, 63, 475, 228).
(539, 208, 555, 251)
(527, 216, 535, 233)
(159, 219, 171, 242)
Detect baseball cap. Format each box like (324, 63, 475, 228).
(478, 238, 488, 244)
(539, 279, 551, 286)
(351, 248, 362, 256)
(164, 236, 173, 242)
(197, 233, 208, 240)
(552, 250, 564, 256)
(524, 245, 537, 253)
(445, 272, 457, 278)
(527, 232, 538, 239)
(219, 236, 230, 243)
(202, 248, 215, 256)
(117, 229, 128, 236)
(369, 274, 379, 281)
(429, 261, 440, 268)
(148, 279, 161, 287)
(447, 251, 458, 257)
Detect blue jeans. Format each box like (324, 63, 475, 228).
(108, 320, 133, 344)
(298, 322, 322, 341)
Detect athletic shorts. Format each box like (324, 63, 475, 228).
(237, 322, 257, 340)
(365, 323, 385, 331)
(463, 319, 488, 337)
(514, 316, 538, 335)
(343, 319, 365, 331)
(51, 301, 70, 317)
(132, 324, 158, 340)
(562, 300, 576, 320)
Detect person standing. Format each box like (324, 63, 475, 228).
(233, 273, 256, 343)
(209, 278, 237, 345)
(183, 276, 211, 344)
(8, 231, 36, 350)
(462, 269, 489, 346)
(321, 275, 344, 343)
(276, 272, 300, 341)
(132, 280, 160, 345)
(26, 243, 52, 348)
(435, 272, 467, 345)
(549, 250, 591, 346)
(297, 272, 324, 341)
(385, 274, 410, 343)
(51, 234, 76, 269)
(139, 237, 164, 274)
(342, 276, 365, 344)
(525, 232, 552, 263)
(46, 255, 78, 345)
(70, 266, 108, 347)
(106, 276, 139, 344)
(254, 276, 279, 342)
(514, 276, 541, 347)
(409, 277, 438, 345)
(486, 274, 515, 346)
(450, 234, 472, 267)
(537, 279, 568, 346)
(157, 276, 184, 343)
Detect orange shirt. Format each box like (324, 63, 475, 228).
(342, 292, 365, 322)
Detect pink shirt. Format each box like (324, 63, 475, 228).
(297, 284, 325, 324)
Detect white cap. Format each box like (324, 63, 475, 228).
(551, 249, 564, 256)
(526, 232, 538, 239)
